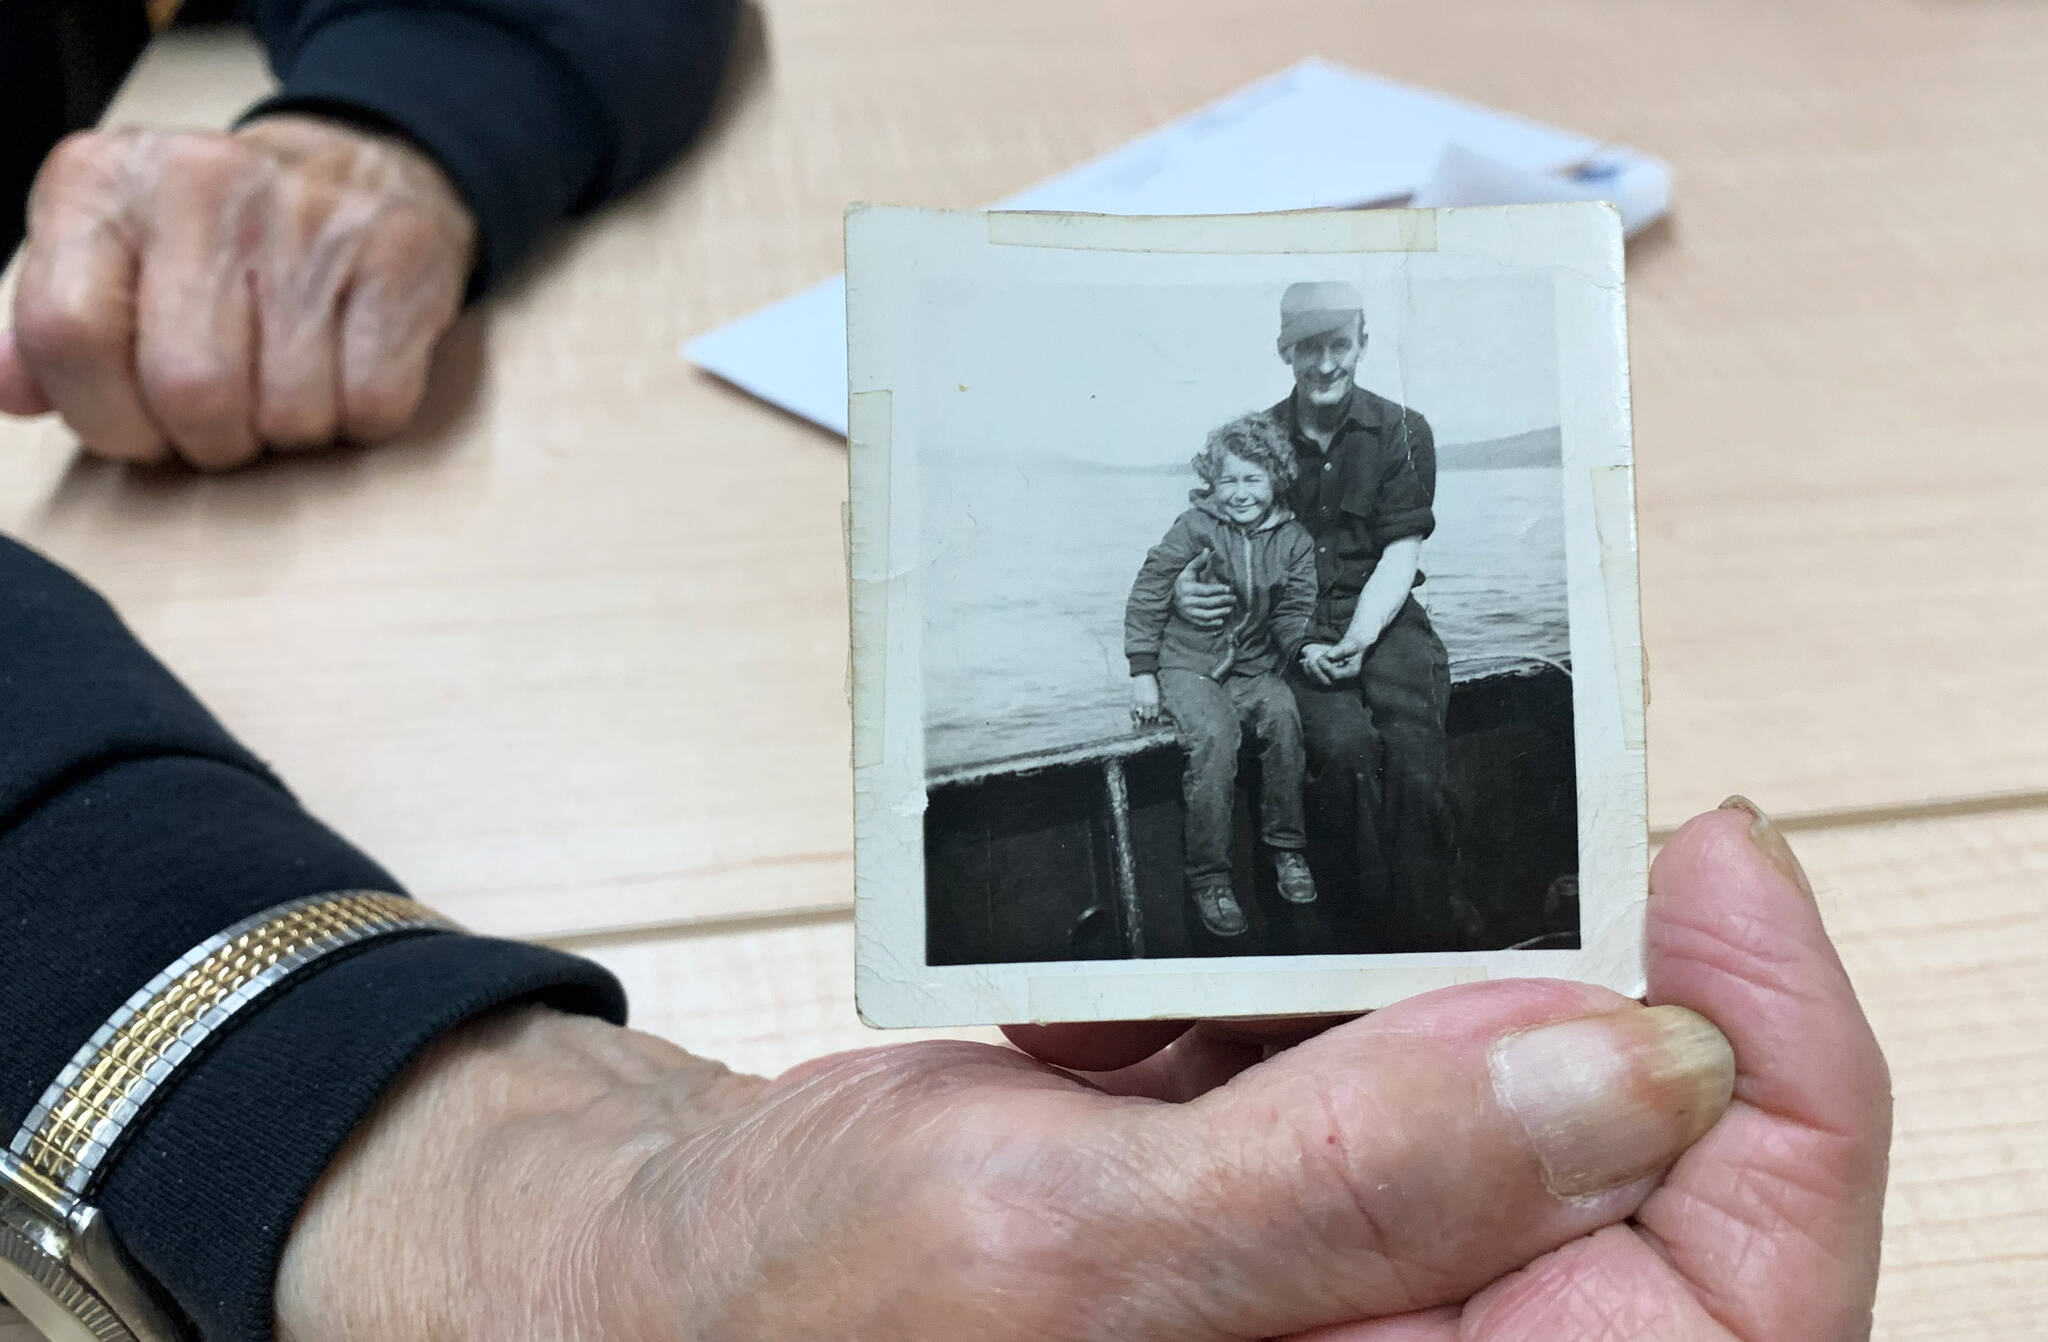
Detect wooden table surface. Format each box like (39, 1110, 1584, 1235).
(3, 2, 2045, 1335)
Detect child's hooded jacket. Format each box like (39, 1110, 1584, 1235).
(1124, 495, 1318, 682)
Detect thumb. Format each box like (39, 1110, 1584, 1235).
(0, 329, 54, 416)
(1633, 801, 1890, 1338)
(1104, 982, 1734, 1338)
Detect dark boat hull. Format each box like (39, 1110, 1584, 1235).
(925, 665, 1579, 964)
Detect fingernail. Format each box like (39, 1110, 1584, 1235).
(1490, 1005, 1735, 1198)
(1718, 794, 1814, 898)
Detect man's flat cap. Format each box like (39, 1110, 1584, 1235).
(1277, 280, 1364, 354)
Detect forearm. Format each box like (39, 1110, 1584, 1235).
(1342, 537, 1422, 646)
(277, 1006, 765, 1342)
(1274, 554, 1317, 659)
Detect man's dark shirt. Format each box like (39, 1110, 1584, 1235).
(1270, 385, 1437, 644)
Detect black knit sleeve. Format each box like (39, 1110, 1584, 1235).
(236, 0, 739, 295)
(0, 535, 627, 1342)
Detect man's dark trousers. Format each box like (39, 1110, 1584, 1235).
(1289, 595, 1456, 951)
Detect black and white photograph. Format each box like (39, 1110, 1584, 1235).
(848, 204, 1645, 1026)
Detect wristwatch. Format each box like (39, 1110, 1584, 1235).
(0, 891, 455, 1341)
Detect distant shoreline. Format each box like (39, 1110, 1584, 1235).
(979, 425, 1564, 476)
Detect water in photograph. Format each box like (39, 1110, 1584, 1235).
(923, 452, 1568, 773)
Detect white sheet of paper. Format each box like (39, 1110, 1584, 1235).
(683, 57, 1669, 435)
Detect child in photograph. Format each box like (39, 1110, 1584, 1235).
(1124, 414, 1320, 937)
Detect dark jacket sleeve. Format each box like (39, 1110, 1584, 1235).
(238, 0, 739, 295)
(0, 535, 627, 1342)
(1124, 512, 1203, 676)
(1271, 524, 1319, 664)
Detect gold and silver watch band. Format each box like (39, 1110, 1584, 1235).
(1, 890, 456, 1342)
(11, 891, 455, 1197)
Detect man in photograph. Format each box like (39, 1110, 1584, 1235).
(1176, 281, 1465, 951)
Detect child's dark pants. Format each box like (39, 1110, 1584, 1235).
(1158, 668, 1308, 884)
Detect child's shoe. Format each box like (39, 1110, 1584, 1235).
(1273, 850, 1318, 905)
(1190, 877, 1248, 937)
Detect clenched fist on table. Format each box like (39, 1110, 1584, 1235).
(0, 114, 474, 469)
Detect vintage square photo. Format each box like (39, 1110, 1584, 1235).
(847, 204, 1645, 1027)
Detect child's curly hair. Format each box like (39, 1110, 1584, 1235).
(1190, 412, 1299, 500)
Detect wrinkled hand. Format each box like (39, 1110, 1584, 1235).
(0, 115, 475, 469)
(279, 999, 1727, 1340)
(1023, 801, 1892, 1340)
(1130, 672, 1162, 725)
(1170, 548, 1234, 629)
(278, 804, 1886, 1341)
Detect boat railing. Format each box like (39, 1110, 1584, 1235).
(930, 727, 1175, 956)
(922, 656, 1572, 959)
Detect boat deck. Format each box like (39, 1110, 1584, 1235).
(925, 664, 1579, 963)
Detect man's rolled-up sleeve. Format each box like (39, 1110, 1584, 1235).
(0, 536, 627, 1342)
(1368, 411, 1437, 548)
(240, 0, 740, 294)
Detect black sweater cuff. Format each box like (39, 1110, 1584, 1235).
(0, 536, 626, 1341)
(107, 914, 626, 1342)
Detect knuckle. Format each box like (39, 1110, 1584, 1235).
(371, 203, 442, 255)
(273, 168, 351, 239)
(339, 376, 419, 440)
(144, 357, 249, 454)
(35, 129, 154, 196)
(37, 132, 119, 191)
(1286, 1079, 1472, 1306)
(76, 429, 171, 466)
(358, 212, 470, 309)
(14, 291, 122, 367)
(256, 400, 337, 450)
(160, 132, 252, 188)
(1293, 1082, 1398, 1247)
(178, 436, 263, 472)
(340, 370, 424, 441)
(148, 357, 236, 423)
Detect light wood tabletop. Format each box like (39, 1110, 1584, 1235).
(3, 1, 2045, 1336)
